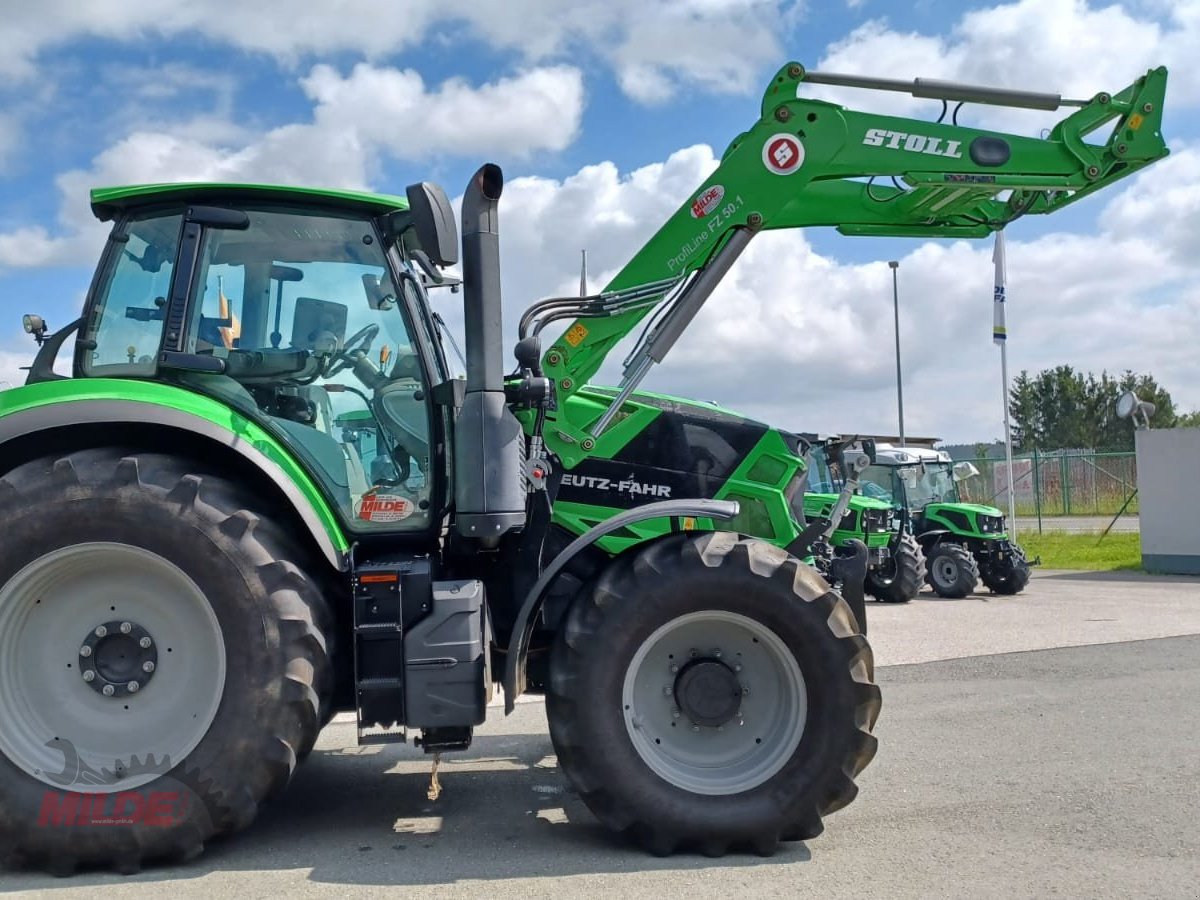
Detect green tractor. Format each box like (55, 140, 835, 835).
(803, 438, 925, 604)
(863, 445, 1031, 598)
(0, 59, 1167, 874)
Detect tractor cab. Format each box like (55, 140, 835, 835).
(865, 445, 1030, 598)
(863, 446, 1001, 537)
(57, 185, 456, 538)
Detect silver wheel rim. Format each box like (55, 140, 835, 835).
(621, 610, 806, 796)
(933, 555, 959, 587)
(0, 543, 227, 792)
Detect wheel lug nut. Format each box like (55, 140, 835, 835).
(690, 649, 698, 658)
(672, 709, 681, 719)
(120, 622, 133, 634)
(139, 637, 152, 649)
(691, 724, 700, 733)
(142, 661, 155, 673)
(127, 681, 140, 693)
(663, 686, 672, 697)
(734, 664, 742, 672)
(94, 626, 107, 638)
(83, 670, 96, 683)
(102, 684, 115, 696)
(669, 665, 678, 674)
(714, 649, 722, 658)
(79, 646, 93, 658)
(717, 725, 724, 732)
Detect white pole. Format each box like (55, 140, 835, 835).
(993, 231, 1017, 541)
(1000, 341, 1017, 541)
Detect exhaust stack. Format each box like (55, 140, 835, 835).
(454, 164, 526, 542)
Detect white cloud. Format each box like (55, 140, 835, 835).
(807, 0, 1198, 134)
(0, 0, 790, 103)
(0, 349, 32, 390)
(0, 64, 585, 271)
(455, 141, 1200, 442)
(300, 64, 583, 160)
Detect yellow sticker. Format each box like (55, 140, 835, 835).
(564, 323, 589, 347)
(1128, 112, 1144, 130)
(682, 517, 697, 530)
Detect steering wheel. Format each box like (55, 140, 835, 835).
(325, 324, 380, 378)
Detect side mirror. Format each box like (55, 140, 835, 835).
(405, 182, 459, 268)
(844, 449, 871, 475)
(861, 438, 877, 464)
(953, 461, 979, 481)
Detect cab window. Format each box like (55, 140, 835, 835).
(177, 207, 436, 533)
(81, 212, 182, 376)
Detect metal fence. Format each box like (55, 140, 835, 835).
(953, 450, 1139, 532)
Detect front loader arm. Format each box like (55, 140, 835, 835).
(529, 61, 1168, 463)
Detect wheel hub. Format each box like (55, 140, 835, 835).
(674, 659, 742, 728)
(935, 558, 957, 584)
(80, 620, 159, 697)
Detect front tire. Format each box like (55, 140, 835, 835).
(547, 532, 881, 857)
(866, 533, 924, 603)
(982, 544, 1031, 595)
(925, 542, 979, 598)
(0, 449, 331, 875)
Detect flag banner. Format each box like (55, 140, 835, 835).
(993, 231, 1007, 344)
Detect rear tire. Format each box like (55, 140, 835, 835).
(547, 532, 881, 857)
(924, 542, 979, 598)
(866, 533, 924, 603)
(982, 544, 1031, 595)
(0, 448, 331, 875)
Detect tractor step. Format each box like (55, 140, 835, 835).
(350, 558, 433, 746)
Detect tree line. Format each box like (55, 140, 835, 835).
(1008, 366, 1200, 452)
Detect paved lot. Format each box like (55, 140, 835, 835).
(3, 569, 1198, 899)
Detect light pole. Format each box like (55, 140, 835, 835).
(889, 260, 905, 446)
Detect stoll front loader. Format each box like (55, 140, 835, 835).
(0, 61, 1168, 874)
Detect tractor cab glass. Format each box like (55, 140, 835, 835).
(82, 205, 441, 534)
(897, 463, 957, 509)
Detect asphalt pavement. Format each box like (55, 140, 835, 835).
(3, 569, 1198, 899)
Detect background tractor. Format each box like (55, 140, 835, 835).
(804, 439, 925, 604)
(863, 445, 1031, 598)
(0, 59, 1168, 875)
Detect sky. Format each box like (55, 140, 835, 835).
(1, 0, 1197, 443)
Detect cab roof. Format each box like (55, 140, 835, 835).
(90, 182, 411, 222)
(871, 444, 952, 465)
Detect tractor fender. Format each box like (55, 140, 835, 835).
(914, 529, 955, 549)
(0, 399, 348, 571)
(502, 498, 740, 713)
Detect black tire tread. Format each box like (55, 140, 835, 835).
(982, 544, 1032, 595)
(547, 532, 881, 858)
(0, 448, 332, 875)
(866, 532, 925, 603)
(925, 542, 979, 598)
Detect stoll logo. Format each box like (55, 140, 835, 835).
(32, 737, 189, 829)
(862, 128, 963, 159)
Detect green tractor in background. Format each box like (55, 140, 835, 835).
(863, 445, 1031, 598)
(802, 437, 923, 604)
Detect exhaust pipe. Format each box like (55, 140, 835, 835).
(455, 164, 526, 542)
